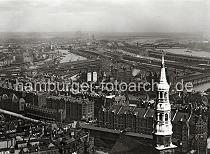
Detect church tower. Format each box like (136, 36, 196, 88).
(153, 54, 176, 154)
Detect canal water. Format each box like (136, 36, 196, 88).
(193, 82, 210, 92)
(58, 49, 86, 63)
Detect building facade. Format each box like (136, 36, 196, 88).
(46, 95, 94, 122)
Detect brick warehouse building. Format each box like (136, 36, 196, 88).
(0, 87, 95, 122)
(46, 95, 94, 122)
(98, 55, 208, 154)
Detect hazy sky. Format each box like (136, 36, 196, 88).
(0, 0, 209, 33)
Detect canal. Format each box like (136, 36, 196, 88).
(193, 82, 210, 92)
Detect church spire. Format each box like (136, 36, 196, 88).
(159, 52, 168, 84)
(158, 52, 169, 91)
(161, 52, 165, 68)
(153, 51, 177, 153)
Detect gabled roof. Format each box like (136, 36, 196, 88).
(133, 108, 147, 117)
(196, 115, 205, 125)
(19, 98, 25, 103)
(144, 108, 155, 118)
(117, 106, 130, 115)
(12, 93, 18, 103)
(108, 105, 122, 114)
(2, 94, 8, 100)
(172, 112, 190, 122)
(171, 110, 177, 121)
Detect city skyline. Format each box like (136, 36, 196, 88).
(0, 0, 209, 34)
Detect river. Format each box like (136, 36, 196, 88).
(163, 48, 210, 58)
(57, 49, 86, 63)
(162, 48, 210, 92)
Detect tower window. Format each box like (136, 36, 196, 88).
(159, 92, 163, 99)
(165, 113, 168, 121)
(164, 92, 168, 99)
(159, 113, 163, 121)
(165, 136, 171, 147)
